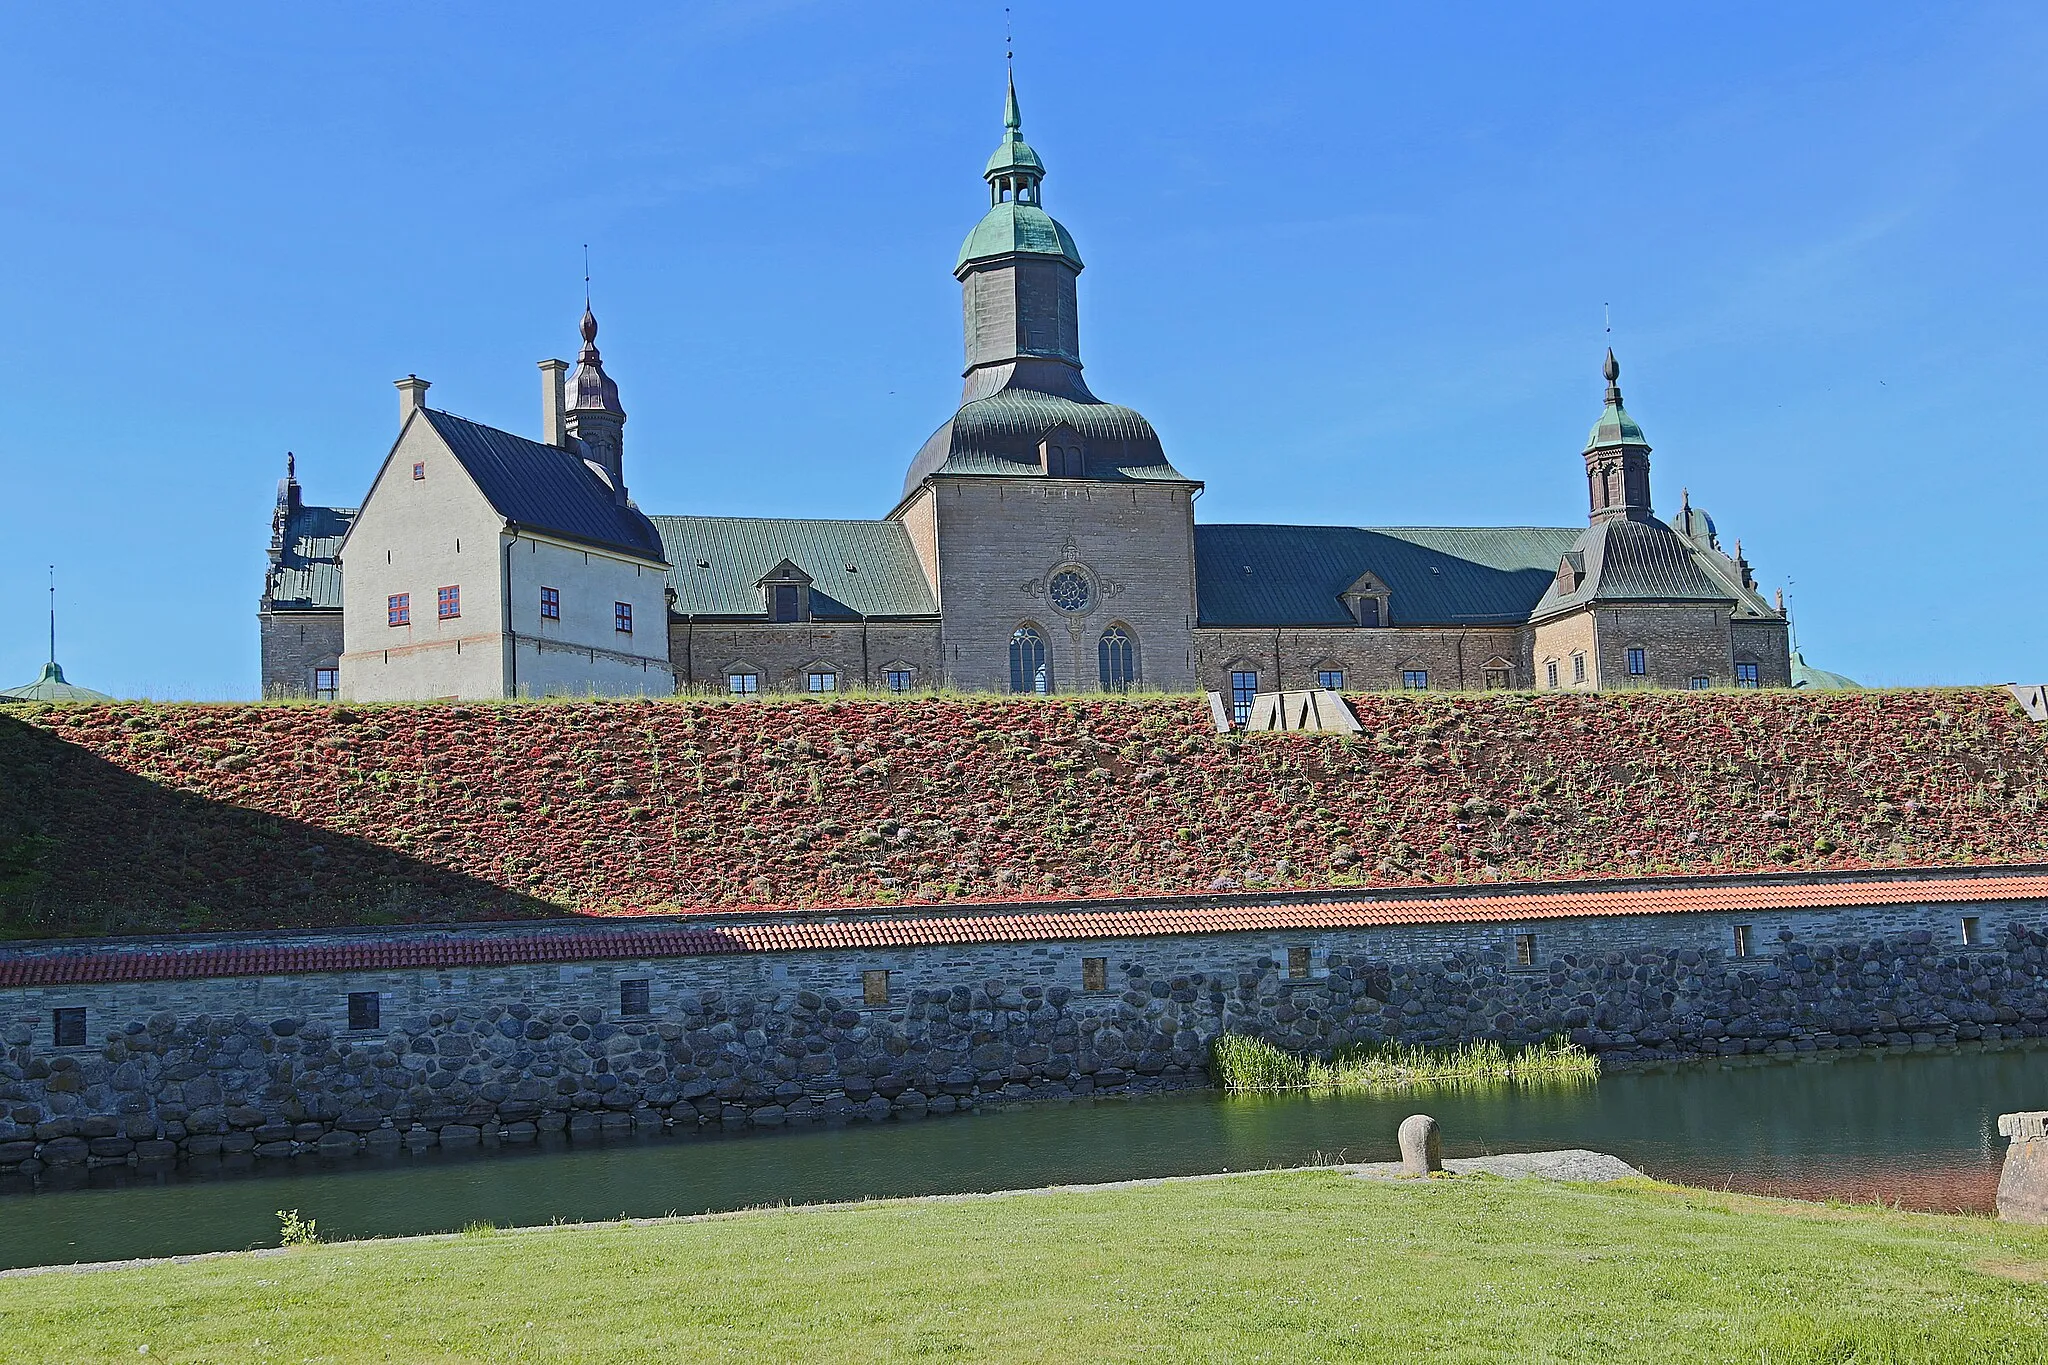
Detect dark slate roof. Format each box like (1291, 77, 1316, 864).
(905, 384, 1193, 498)
(264, 502, 355, 611)
(421, 410, 667, 562)
(1531, 517, 1735, 620)
(651, 517, 938, 620)
(1195, 525, 1582, 627)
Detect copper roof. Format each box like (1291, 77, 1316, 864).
(5, 871, 2042, 990)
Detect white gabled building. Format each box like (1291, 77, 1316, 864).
(336, 309, 675, 702)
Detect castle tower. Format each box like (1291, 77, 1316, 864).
(953, 73, 1090, 402)
(564, 305, 628, 503)
(1582, 348, 1654, 523)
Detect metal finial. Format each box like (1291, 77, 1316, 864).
(286, 451, 295, 480)
(1603, 347, 1619, 384)
(1006, 6, 1012, 64)
(47, 565, 55, 667)
(583, 243, 591, 308)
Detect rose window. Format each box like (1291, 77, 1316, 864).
(1048, 570, 1091, 613)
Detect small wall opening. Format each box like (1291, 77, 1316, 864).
(620, 979, 651, 1016)
(1082, 957, 1107, 991)
(347, 992, 381, 1032)
(862, 969, 891, 1006)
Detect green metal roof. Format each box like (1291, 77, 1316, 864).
(1195, 525, 1582, 627)
(651, 516, 938, 620)
(264, 502, 355, 611)
(905, 386, 1192, 496)
(1531, 517, 1735, 620)
(0, 661, 113, 703)
(1584, 398, 1648, 452)
(1791, 649, 1861, 689)
(956, 202, 1083, 274)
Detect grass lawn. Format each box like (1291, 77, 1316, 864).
(4, 1172, 2048, 1363)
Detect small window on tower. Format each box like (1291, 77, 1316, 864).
(539, 586, 560, 621)
(614, 601, 633, 634)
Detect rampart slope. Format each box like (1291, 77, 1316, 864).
(2, 689, 2044, 938)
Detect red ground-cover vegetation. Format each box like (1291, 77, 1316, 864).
(3, 689, 2045, 939)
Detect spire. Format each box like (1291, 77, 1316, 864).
(982, 73, 1047, 203)
(1004, 69, 1021, 133)
(563, 300, 628, 502)
(48, 564, 56, 668)
(1581, 348, 1654, 522)
(567, 304, 623, 416)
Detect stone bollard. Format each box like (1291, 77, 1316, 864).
(1398, 1114, 1442, 1176)
(1996, 1112, 2048, 1222)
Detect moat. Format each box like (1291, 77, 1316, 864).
(2, 1041, 2041, 1271)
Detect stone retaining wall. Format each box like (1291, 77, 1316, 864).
(5, 893, 2047, 1179)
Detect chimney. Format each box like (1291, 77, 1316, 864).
(395, 374, 431, 425)
(538, 358, 568, 447)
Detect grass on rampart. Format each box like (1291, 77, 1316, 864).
(1210, 1032, 1600, 1094)
(3, 1171, 2047, 1363)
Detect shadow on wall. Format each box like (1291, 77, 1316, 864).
(0, 712, 556, 940)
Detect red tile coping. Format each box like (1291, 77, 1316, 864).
(5, 872, 2047, 990)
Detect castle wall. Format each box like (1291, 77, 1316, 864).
(5, 887, 2043, 1172)
(259, 611, 342, 699)
(667, 621, 943, 694)
(1593, 604, 1736, 690)
(502, 534, 673, 700)
(1732, 618, 1794, 689)
(1532, 609, 1599, 691)
(1193, 626, 1527, 695)
(930, 476, 1198, 693)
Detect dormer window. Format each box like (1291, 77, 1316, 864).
(1556, 553, 1585, 594)
(1339, 571, 1388, 628)
(1038, 424, 1085, 478)
(756, 559, 814, 623)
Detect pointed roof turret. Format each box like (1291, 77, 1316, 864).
(567, 304, 623, 416)
(1584, 347, 1648, 452)
(959, 74, 1080, 274)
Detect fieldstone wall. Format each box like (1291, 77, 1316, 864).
(4, 898, 2047, 1180)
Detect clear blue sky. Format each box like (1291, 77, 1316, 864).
(2, 2, 2043, 698)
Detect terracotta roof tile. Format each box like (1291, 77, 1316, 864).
(4, 872, 2045, 988)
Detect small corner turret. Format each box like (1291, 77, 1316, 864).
(564, 304, 628, 504)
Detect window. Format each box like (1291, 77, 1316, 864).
(1355, 597, 1381, 627)
(1733, 924, 1752, 958)
(1484, 666, 1510, 690)
(412, 462, 425, 480)
(347, 992, 381, 1031)
(1287, 947, 1310, 980)
(771, 584, 800, 622)
(1688, 675, 1711, 690)
(1099, 626, 1136, 691)
(614, 601, 633, 634)
(1546, 660, 1559, 689)
(1962, 916, 1982, 947)
(1572, 653, 1586, 685)
(862, 969, 890, 1006)
(808, 670, 836, 693)
(1513, 933, 1536, 968)
(1011, 626, 1051, 695)
(1318, 669, 1345, 691)
(885, 668, 914, 693)
(1402, 669, 1429, 691)
(51, 1007, 85, 1048)
(728, 672, 759, 695)
(1229, 669, 1259, 725)
(1735, 661, 1760, 689)
(1082, 957, 1107, 991)
(387, 593, 410, 627)
(620, 979, 651, 1016)
(313, 668, 338, 701)
(1627, 647, 1646, 677)
(438, 585, 460, 620)
(1048, 570, 1091, 613)
(539, 586, 560, 621)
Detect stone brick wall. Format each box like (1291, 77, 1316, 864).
(1732, 618, 1794, 689)
(1593, 605, 1736, 689)
(1193, 627, 1527, 695)
(6, 893, 2044, 1176)
(258, 611, 342, 698)
(667, 622, 944, 694)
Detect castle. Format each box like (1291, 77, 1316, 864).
(260, 77, 1792, 711)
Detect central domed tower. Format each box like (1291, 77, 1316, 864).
(893, 77, 1200, 694)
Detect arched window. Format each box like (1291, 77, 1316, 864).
(1098, 625, 1137, 691)
(1010, 626, 1051, 694)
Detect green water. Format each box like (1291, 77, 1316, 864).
(2, 1042, 2041, 1270)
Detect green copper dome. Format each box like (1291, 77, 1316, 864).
(956, 202, 1083, 272)
(1583, 348, 1649, 451)
(0, 660, 113, 703)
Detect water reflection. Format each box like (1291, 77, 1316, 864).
(1, 1042, 2040, 1270)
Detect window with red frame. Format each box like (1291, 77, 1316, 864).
(614, 601, 633, 634)
(539, 586, 560, 620)
(438, 585, 460, 620)
(387, 593, 410, 627)
(412, 462, 425, 480)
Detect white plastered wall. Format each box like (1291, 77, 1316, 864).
(505, 532, 675, 698)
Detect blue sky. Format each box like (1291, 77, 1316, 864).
(2, 2, 2043, 697)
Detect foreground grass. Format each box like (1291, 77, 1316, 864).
(4, 1173, 2048, 1363)
(1211, 1032, 1600, 1094)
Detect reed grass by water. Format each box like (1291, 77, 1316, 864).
(1209, 1033, 1599, 1094)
